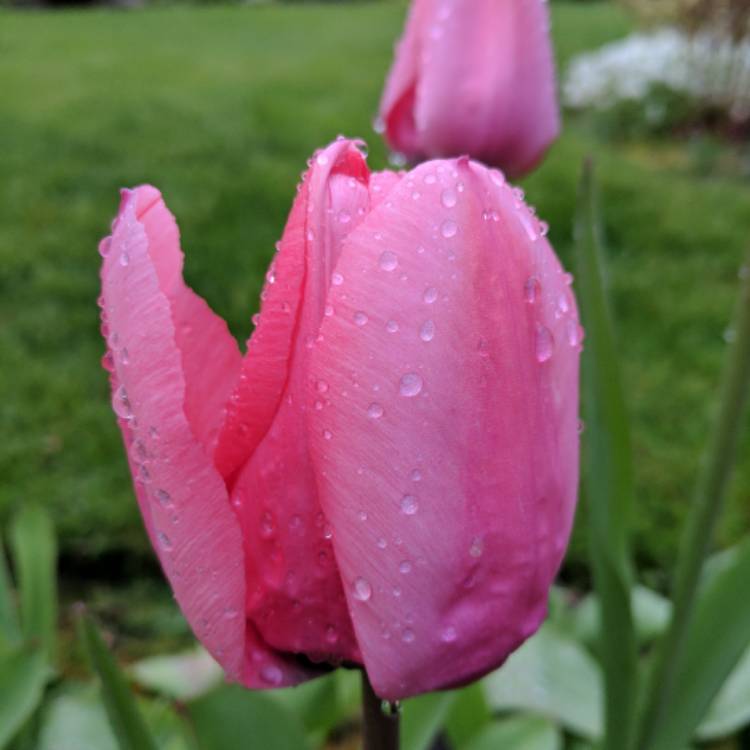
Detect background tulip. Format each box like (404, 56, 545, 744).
(99, 138, 580, 701)
(377, 0, 561, 177)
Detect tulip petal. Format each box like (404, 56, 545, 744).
(220, 140, 378, 663)
(308, 159, 580, 699)
(100, 188, 317, 688)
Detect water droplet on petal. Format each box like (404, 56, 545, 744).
(386, 320, 399, 333)
(157, 531, 172, 551)
(377, 537, 387, 550)
(325, 625, 339, 644)
(402, 628, 415, 643)
(317, 380, 329, 394)
(399, 560, 413, 574)
(368, 403, 384, 419)
(419, 320, 435, 342)
(98, 237, 111, 257)
(353, 311, 368, 326)
(535, 325, 554, 363)
(524, 276, 541, 304)
(261, 664, 283, 685)
(441, 220, 458, 239)
(399, 373, 423, 397)
(441, 625, 457, 643)
(400, 495, 418, 515)
(119, 252, 130, 267)
(338, 210, 351, 224)
(332, 272, 344, 286)
(441, 188, 457, 208)
(566, 318, 582, 347)
(323, 429, 333, 441)
(111, 385, 133, 420)
(423, 287, 438, 304)
(353, 577, 372, 602)
(410, 469, 422, 482)
(469, 537, 484, 558)
(379, 251, 398, 272)
(316, 153, 329, 166)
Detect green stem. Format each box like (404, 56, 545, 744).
(638, 256, 750, 749)
(361, 671, 400, 750)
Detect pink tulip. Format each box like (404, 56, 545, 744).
(98, 138, 580, 700)
(377, 0, 560, 178)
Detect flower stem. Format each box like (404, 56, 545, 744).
(361, 671, 400, 750)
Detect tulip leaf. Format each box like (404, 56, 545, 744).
(461, 714, 561, 750)
(79, 613, 159, 750)
(38, 685, 118, 750)
(187, 684, 311, 750)
(9, 505, 57, 663)
(0, 538, 19, 645)
(401, 691, 456, 750)
(637, 253, 750, 750)
(444, 683, 492, 748)
(129, 647, 223, 701)
(482, 623, 602, 739)
(0, 644, 48, 749)
(697, 644, 750, 740)
(644, 538, 750, 750)
(574, 158, 638, 750)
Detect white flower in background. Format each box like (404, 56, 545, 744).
(563, 28, 750, 122)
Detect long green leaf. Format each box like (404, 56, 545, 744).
(401, 691, 456, 750)
(638, 255, 750, 749)
(463, 715, 561, 750)
(0, 538, 19, 645)
(645, 539, 750, 749)
(0, 645, 48, 749)
(444, 683, 492, 748)
(187, 684, 310, 750)
(9, 506, 56, 662)
(574, 157, 638, 750)
(79, 613, 158, 750)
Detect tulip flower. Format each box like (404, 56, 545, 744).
(98, 137, 580, 702)
(377, 0, 560, 178)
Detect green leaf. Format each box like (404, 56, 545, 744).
(569, 585, 671, 647)
(129, 647, 222, 701)
(697, 645, 750, 740)
(38, 685, 118, 750)
(187, 684, 311, 750)
(574, 158, 638, 750)
(645, 538, 750, 749)
(638, 253, 750, 750)
(0, 644, 48, 749)
(482, 624, 603, 739)
(462, 714, 561, 750)
(444, 683, 492, 748)
(401, 691, 456, 750)
(9, 505, 57, 662)
(78, 613, 158, 750)
(0, 539, 19, 646)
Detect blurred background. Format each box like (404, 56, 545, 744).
(1, 0, 749, 747)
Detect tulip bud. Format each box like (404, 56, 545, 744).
(99, 138, 579, 700)
(377, 0, 560, 178)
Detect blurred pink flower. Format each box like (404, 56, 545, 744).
(378, 0, 560, 177)
(98, 138, 580, 700)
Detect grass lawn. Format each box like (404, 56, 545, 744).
(0, 0, 748, 588)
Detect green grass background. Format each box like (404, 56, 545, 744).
(0, 1, 748, 587)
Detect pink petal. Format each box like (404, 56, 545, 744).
(100, 188, 317, 688)
(307, 158, 580, 699)
(221, 140, 378, 663)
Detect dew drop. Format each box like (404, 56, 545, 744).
(400, 495, 418, 515)
(524, 276, 541, 304)
(323, 429, 333, 441)
(98, 237, 111, 258)
(332, 272, 344, 286)
(367, 403, 384, 419)
(316, 153, 329, 166)
(317, 380, 329, 394)
(535, 325, 554, 363)
(261, 664, 283, 686)
(399, 373, 423, 397)
(441, 188, 457, 208)
(440, 220, 458, 238)
(111, 385, 133, 420)
(377, 537, 388, 550)
(424, 173, 437, 185)
(353, 577, 372, 602)
(419, 320, 435, 342)
(423, 286, 438, 304)
(402, 628, 415, 643)
(566, 318, 582, 347)
(325, 625, 339, 644)
(399, 560, 413, 574)
(259, 512, 275, 539)
(386, 320, 399, 333)
(353, 311, 369, 326)
(224, 607, 239, 620)
(379, 251, 398, 272)
(338, 210, 351, 224)
(155, 488, 172, 507)
(157, 531, 172, 551)
(441, 625, 458, 643)
(469, 537, 484, 558)
(119, 252, 130, 267)
(410, 469, 422, 482)
(324, 304, 334, 317)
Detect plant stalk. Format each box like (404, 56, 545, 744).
(361, 671, 400, 750)
(638, 255, 750, 749)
